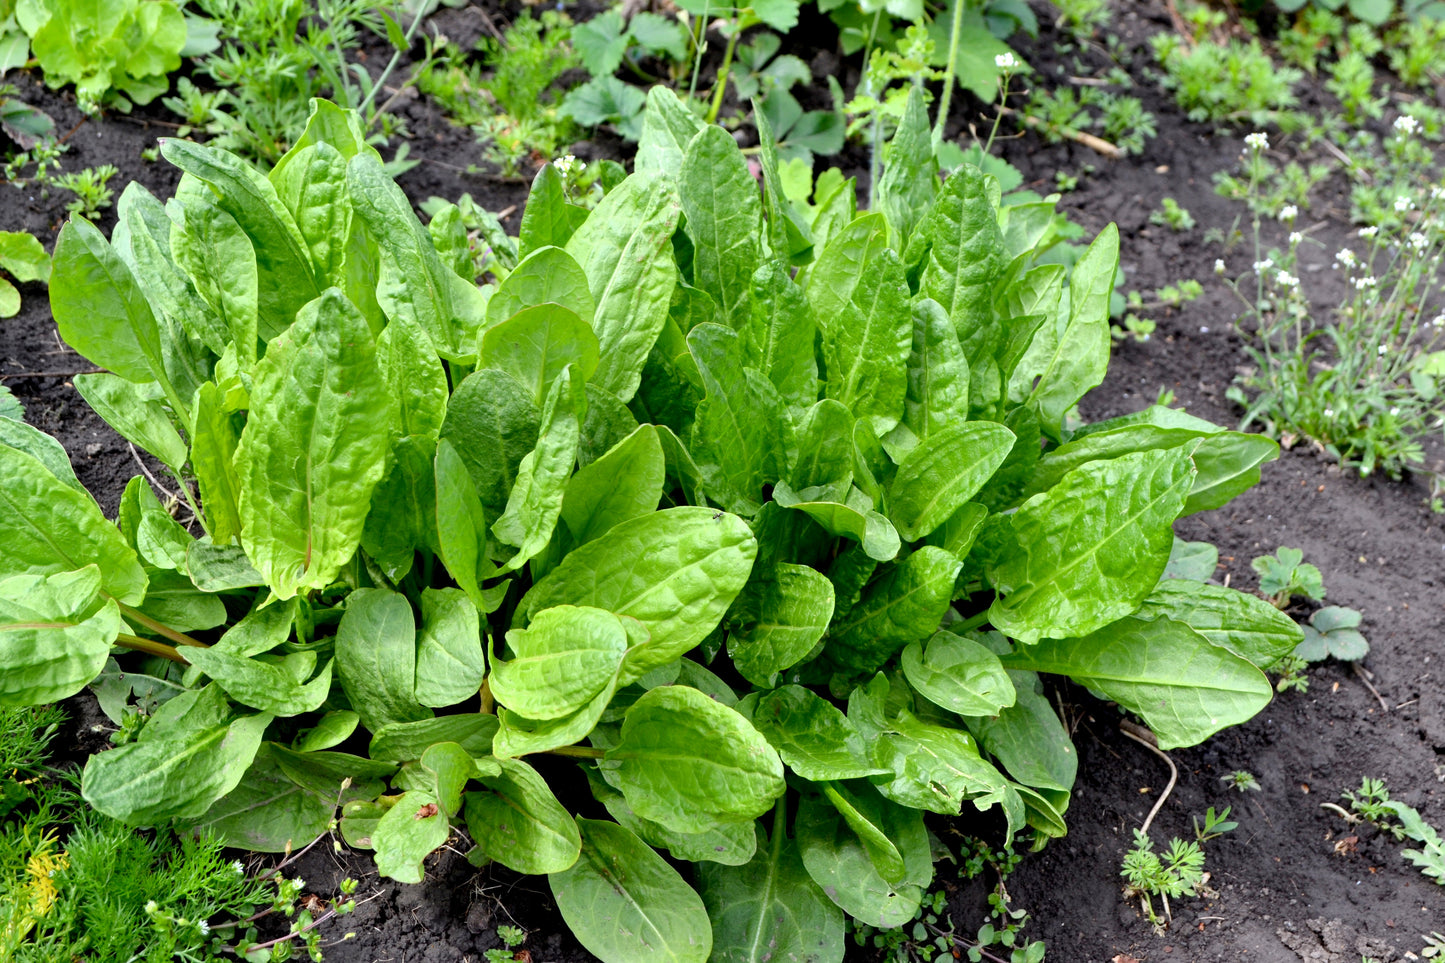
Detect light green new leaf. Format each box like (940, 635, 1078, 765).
(492, 365, 583, 572)
(0, 568, 119, 706)
(523, 507, 757, 683)
(190, 381, 243, 544)
(749, 685, 885, 782)
(413, 587, 486, 708)
(729, 563, 835, 688)
(440, 368, 541, 518)
(550, 818, 712, 963)
(828, 546, 960, 674)
(519, 164, 590, 257)
(81, 711, 271, 825)
(1185, 432, 1279, 515)
(184, 648, 331, 716)
(773, 484, 901, 563)
(73, 373, 187, 473)
(485, 245, 597, 331)
(369, 714, 498, 763)
(789, 400, 853, 497)
(988, 446, 1195, 644)
(334, 588, 431, 732)
(887, 421, 1014, 542)
(963, 665, 1077, 794)
(268, 141, 353, 290)
(889, 299, 970, 453)
(296, 711, 361, 752)
(171, 193, 260, 351)
(235, 289, 396, 599)
(741, 261, 818, 413)
(562, 425, 665, 546)
(680, 125, 762, 328)
(565, 172, 681, 401)
(1135, 580, 1302, 669)
(0, 418, 83, 494)
(465, 757, 582, 874)
(698, 822, 845, 963)
(378, 310, 448, 441)
(585, 767, 758, 867)
(492, 605, 627, 720)
(1002, 615, 1272, 749)
(0, 444, 147, 604)
(481, 304, 600, 410)
(608, 686, 785, 833)
(493, 678, 618, 758)
(373, 790, 450, 883)
(636, 86, 704, 176)
(808, 213, 911, 435)
(434, 439, 494, 613)
(876, 85, 937, 251)
(902, 632, 1016, 717)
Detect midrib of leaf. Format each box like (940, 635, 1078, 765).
(745, 826, 784, 963)
(95, 724, 230, 799)
(1007, 655, 1261, 694)
(831, 567, 936, 640)
(835, 270, 892, 410)
(488, 783, 575, 851)
(582, 839, 672, 953)
(0, 482, 88, 571)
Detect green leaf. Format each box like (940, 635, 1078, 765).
(184, 648, 332, 716)
(749, 685, 885, 781)
(520, 164, 590, 258)
(413, 587, 486, 708)
(373, 790, 449, 883)
(0, 568, 119, 706)
(680, 126, 762, 328)
(774, 484, 901, 562)
(740, 261, 818, 413)
(523, 507, 757, 683)
(808, 213, 911, 435)
(370, 714, 498, 763)
(81, 709, 271, 824)
(876, 85, 937, 251)
(0, 444, 148, 604)
(485, 245, 597, 332)
(0, 418, 83, 494)
(887, 421, 1014, 542)
(562, 425, 666, 546)
(828, 546, 960, 674)
(1136, 580, 1302, 669)
(334, 588, 431, 732)
(988, 446, 1195, 645)
(888, 298, 970, 453)
(465, 757, 582, 874)
(492, 364, 584, 572)
(433, 438, 494, 613)
(1002, 616, 1273, 749)
(494, 677, 618, 758)
(73, 373, 188, 472)
(560, 76, 648, 139)
(902, 631, 1016, 717)
(963, 664, 1076, 794)
(729, 563, 835, 687)
(550, 818, 712, 963)
(697, 821, 845, 963)
(585, 766, 758, 867)
(572, 9, 629, 75)
(235, 289, 396, 600)
(1163, 537, 1218, 582)
(296, 711, 361, 752)
(441, 368, 541, 519)
(269, 142, 354, 291)
(190, 382, 244, 544)
(636, 87, 705, 176)
(608, 685, 785, 833)
(492, 605, 628, 720)
(1296, 606, 1369, 663)
(795, 784, 930, 928)
(789, 400, 853, 496)
(565, 172, 681, 401)
(1184, 432, 1279, 515)
(171, 190, 259, 355)
(0, 231, 50, 284)
(479, 305, 599, 426)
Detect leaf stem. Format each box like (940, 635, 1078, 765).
(114, 602, 209, 649)
(543, 745, 605, 759)
(931, 0, 966, 147)
(952, 609, 991, 634)
(358, 0, 429, 118)
(706, 20, 742, 125)
(116, 632, 187, 663)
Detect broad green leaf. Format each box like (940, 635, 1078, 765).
(494, 677, 618, 758)
(688, 323, 792, 515)
(680, 125, 762, 328)
(268, 141, 353, 290)
(378, 310, 448, 441)
(584, 766, 758, 867)
(964, 666, 1076, 795)
(635, 86, 704, 176)
(171, 191, 260, 352)
(369, 714, 498, 763)
(207, 598, 294, 659)
(519, 164, 590, 257)
(0, 444, 147, 604)
(729, 563, 835, 688)
(523, 507, 757, 683)
(160, 138, 321, 332)
(749, 685, 885, 781)
(887, 299, 969, 454)
(1135, 580, 1302, 669)
(363, 436, 438, 581)
(440, 368, 540, 518)
(334, 588, 431, 732)
(480, 304, 600, 410)
(414, 587, 486, 708)
(550, 818, 712, 963)
(235, 289, 396, 599)
(485, 245, 597, 331)
(0, 418, 84, 494)
(135, 569, 227, 633)
(562, 425, 665, 546)
(420, 741, 476, 817)
(773, 484, 901, 563)
(1163, 536, 1218, 582)
(296, 711, 361, 752)
(1185, 432, 1279, 515)
(795, 785, 930, 929)
(828, 546, 960, 674)
(565, 172, 681, 401)
(808, 213, 911, 435)
(1002, 615, 1272, 749)
(465, 757, 582, 874)
(902, 632, 1016, 717)
(988, 446, 1195, 645)
(876, 85, 937, 250)
(373, 790, 449, 883)
(789, 400, 853, 497)
(492, 365, 584, 571)
(0, 230, 49, 283)
(887, 421, 1014, 542)
(0, 568, 119, 706)
(434, 439, 494, 613)
(922, 501, 988, 558)
(73, 373, 188, 472)
(492, 605, 628, 720)
(81, 710, 271, 824)
(741, 261, 818, 413)
(185, 542, 264, 592)
(50, 215, 164, 385)
(189, 382, 243, 543)
(608, 685, 785, 833)
(698, 822, 845, 963)
(184, 648, 332, 716)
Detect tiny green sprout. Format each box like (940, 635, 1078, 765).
(1221, 770, 1261, 793)
(1273, 653, 1310, 693)
(1194, 806, 1237, 842)
(1295, 606, 1369, 663)
(1251, 546, 1326, 607)
(1055, 170, 1079, 192)
(1151, 197, 1196, 232)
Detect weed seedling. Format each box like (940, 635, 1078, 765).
(51, 164, 117, 219)
(1220, 770, 1261, 793)
(1295, 606, 1369, 663)
(484, 924, 528, 962)
(1251, 547, 1325, 607)
(1194, 806, 1237, 842)
(1120, 829, 1210, 932)
(1338, 778, 1445, 886)
(1151, 197, 1196, 232)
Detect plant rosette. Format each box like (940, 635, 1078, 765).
(0, 92, 1296, 963)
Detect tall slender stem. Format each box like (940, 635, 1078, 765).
(114, 602, 209, 649)
(358, 0, 429, 118)
(116, 633, 187, 663)
(544, 745, 605, 759)
(706, 20, 742, 125)
(932, 0, 966, 146)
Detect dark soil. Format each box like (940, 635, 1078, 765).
(6, 0, 1445, 960)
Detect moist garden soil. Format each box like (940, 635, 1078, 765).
(3, 1, 1445, 959)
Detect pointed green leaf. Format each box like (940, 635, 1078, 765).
(373, 790, 449, 883)
(492, 365, 584, 572)
(465, 757, 582, 874)
(729, 563, 836, 688)
(519, 163, 590, 257)
(828, 546, 960, 674)
(0, 568, 119, 706)
(334, 587, 431, 732)
(750, 685, 885, 782)
(480, 303, 601, 409)
(485, 245, 597, 331)
(561, 425, 665, 546)
(795, 785, 929, 928)
(1135, 580, 1303, 669)
(902, 631, 1016, 717)
(492, 605, 627, 720)
(414, 587, 486, 708)
(680, 126, 762, 328)
(887, 421, 1014, 542)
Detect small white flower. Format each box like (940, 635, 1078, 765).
(1253, 258, 1274, 272)
(1335, 249, 1356, 268)
(553, 154, 579, 177)
(1245, 132, 1270, 151)
(1394, 115, 1421, 135)
(145, 900, 159, 914)
(1199, 325, 1210, 333)
(1356, 276, 1378, 290)
(1324, 408, 1334, 418)
(232, 860, 245, 875)
(1410, 232, 1429, 251)
(1378, 343, 1389, 354)
(1289, 231, 1303, 244)
(1432, 186, 1445, 201)
(1395, 196, 1413, 213)
(995, 52, 1018, 70)
(1432, 314, 1445, 328)
(1390, 407, 1400, 416)
(1278, 205, 1299, 222)
(199, 920, 211, 936)
(1359, 226, 1380, 238)
(1276, 270, 1299, 288)
(1214, 258, 1226, 275)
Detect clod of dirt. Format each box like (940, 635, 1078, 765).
(1276, 918, 1398, 962)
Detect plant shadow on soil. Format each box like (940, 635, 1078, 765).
(3, 0, 1445, 960)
